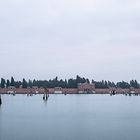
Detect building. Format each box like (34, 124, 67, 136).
(54, 87, 63, 94)
(78, 82, 95, 93)
(7, 86, 16, 94)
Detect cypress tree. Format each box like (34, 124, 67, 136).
(22, 78, 28, 88)
(10, 77, 15, 86)
(6, 80, 10, 88)
(1, 78, 6, 88)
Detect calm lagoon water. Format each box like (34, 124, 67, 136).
(0, 94, 140, 140)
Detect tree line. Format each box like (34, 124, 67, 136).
(0, 76, 140, 89)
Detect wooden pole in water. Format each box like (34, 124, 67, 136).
(43, 94, 45, 100)
(45, 94, 48, 100)
(0, 95, 2, 105)
(44, 87, 49, 100)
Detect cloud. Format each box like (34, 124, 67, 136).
(0, 0, 140, 81)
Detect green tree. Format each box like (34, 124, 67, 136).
(6, 80, 10, 88)
(1, 78, 6, 88)
(130, 80, 139, 88)
(28, 79, 33, 88)
(22, 78, 28, 88)
(10, 77, 15, 86)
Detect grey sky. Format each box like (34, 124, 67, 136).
(0, 0, 140, 82)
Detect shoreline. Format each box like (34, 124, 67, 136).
(0, 87, 140, 95)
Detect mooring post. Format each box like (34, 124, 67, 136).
(44, 87, 49, 101)
(43, 94, 45, 100)
(45, 94, 48, 100)
(43, 88, 47, 101)
(0, 95, 2, 105)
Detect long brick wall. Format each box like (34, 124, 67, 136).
(0, 88, 140, 94)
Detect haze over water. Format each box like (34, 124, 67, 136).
(0, 94, 140, 140)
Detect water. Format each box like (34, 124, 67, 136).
(0, 94, 140, 140)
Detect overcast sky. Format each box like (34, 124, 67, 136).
(0, 0, 140, 82)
